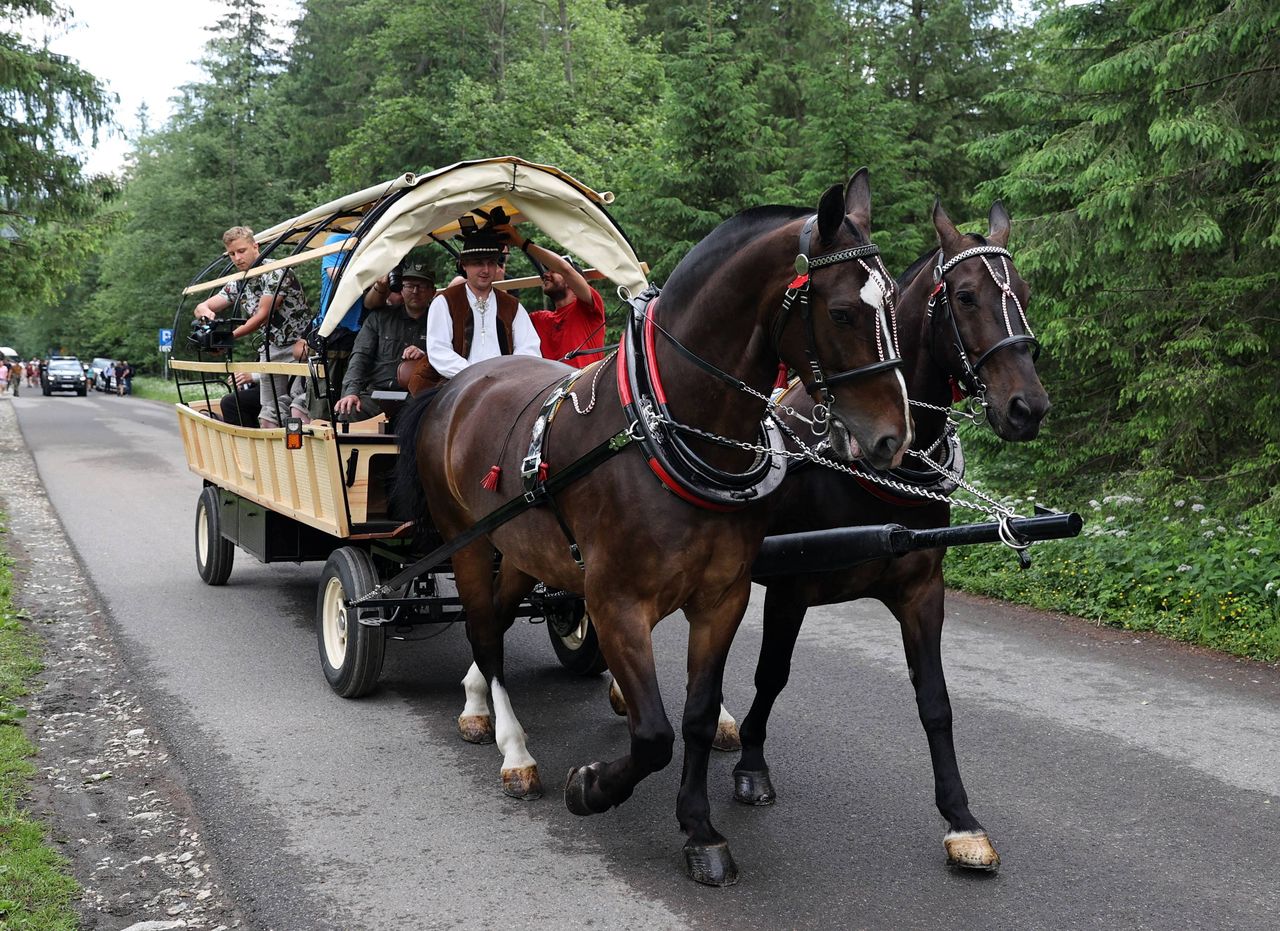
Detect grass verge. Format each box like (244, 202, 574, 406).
(0, 515, 80, 930)
(128, 375, 184, 404)
(945, 478, 1280, 662)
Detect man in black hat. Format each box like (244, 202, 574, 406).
(333, 260, 436, 421)
(410, 228, 541, 394)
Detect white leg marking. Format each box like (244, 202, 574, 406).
(460, 662, 490, 719)
(490, 678, 536, 770)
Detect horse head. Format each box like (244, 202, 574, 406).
(775, 169, 912, 470)
(930, 201, 1050, 441)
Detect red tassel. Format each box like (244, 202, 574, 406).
(950, 377, 967, 404)
(773, 362, 789, 390)
(537, 461, 549, 482)
(480, 465, 502, 491)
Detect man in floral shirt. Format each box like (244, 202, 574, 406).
(193, 226, 313, 428)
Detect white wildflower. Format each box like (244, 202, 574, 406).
(1191, 503, 1205, 512)
(1202, 531, 1215, 539)
(1174, 499, 1186, 507)
(1248, 548, 1261, 556)
(1089, 499, 1101, 510)
(1114, 529, 1130, 538)
(1178, 565, 1193, 573)
(1105, 515, 1116, 523)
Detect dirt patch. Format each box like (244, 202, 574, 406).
(0, 401, 249, 931)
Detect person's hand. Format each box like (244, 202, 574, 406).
(194, 307, 216, 321)
(334, 394, 361, 416)
(402, 345, 425, 360)
(233, 371, 255, 388)
(291, 338, 308, 362)
(492, 223, 524, 248)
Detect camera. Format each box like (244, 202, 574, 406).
(387, 265, 403, 294)
(188, 318, 237, 353)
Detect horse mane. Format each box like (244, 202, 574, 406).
(897, 232, 989, 288)
(660, 205, 812, 308)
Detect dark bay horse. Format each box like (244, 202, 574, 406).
(397, 171, 911, 885)
(728, 200, 1050, 871)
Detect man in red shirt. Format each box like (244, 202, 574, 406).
(499, 226, 605, 369)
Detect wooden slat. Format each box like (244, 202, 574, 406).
(181, 238, 355, 296)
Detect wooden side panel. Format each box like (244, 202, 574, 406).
(174, 404, 358, 538)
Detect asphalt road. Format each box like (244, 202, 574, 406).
(7, 390, 1280, 930)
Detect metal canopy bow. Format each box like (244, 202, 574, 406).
(319, 158, 649, 338)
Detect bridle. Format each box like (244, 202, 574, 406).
(771, 215, 904, 435)
(927, 244, 1040, 411)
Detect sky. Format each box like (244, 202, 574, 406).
(27, 0, 297, 177)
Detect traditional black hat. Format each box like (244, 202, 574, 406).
(458, 228, 504, 260)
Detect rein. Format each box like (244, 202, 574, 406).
(927, 245, 1040, 412)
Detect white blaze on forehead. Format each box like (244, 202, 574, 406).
(860, 271, 887, 311)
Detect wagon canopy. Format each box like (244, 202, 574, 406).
(312, 157, 647, 338)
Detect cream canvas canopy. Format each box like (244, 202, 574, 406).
(316, 157, 648, 338)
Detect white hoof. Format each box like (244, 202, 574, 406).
(944, 830, 1000, 871)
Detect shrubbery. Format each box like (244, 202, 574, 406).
(946, 483, 1280, 661)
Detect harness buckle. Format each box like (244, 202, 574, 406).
(811, 402, 830, 437)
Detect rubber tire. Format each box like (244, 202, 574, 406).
(317, 547, 386, 698)
(77, 386, 87, 396)
(547, 600, 608, 676)
(194, 486, 235, 585)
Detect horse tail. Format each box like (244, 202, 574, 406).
(392, 389, 436, 531)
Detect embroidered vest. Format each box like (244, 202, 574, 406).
(408, 284, 519, 394)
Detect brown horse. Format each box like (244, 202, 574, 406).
(396, 171, 912, 885)
(729, 200, 1050, 871)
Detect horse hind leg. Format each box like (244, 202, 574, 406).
(454, 543, 541, 800)
(607, 677, 739, 751)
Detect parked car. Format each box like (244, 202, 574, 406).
(42, 356, 88, 396)
(87, 356, 119, 392)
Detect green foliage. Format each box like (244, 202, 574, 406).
(979, 0, 1280, 517)
(946, 481, 1280, 661)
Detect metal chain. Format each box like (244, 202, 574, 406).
(568, 349, 616, 415)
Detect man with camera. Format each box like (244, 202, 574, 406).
(333, 260, 436, 421)
(193, 226, 313, 428)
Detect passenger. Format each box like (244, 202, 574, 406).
(332, 261, 435, 422)
(193, 226, 313, 429)
(309, 230, 383, 420)
(220, 372, 262, 426)
(497, 225, 605, 369)
(408, 229, 541, 394)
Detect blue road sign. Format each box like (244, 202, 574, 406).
(159, 328, 174, 353)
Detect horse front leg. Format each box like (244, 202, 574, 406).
(890, 571, 999, 871)
(676, 582, 753, 886)
(564, 598, 675, 819)
(733, 582, 808, 805)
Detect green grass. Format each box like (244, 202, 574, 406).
(0, 517, 81, 930)
(128, 374, 184, 404)
(945, 479, 1280, 662)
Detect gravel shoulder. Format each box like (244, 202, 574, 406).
(1, 399, 249, 931)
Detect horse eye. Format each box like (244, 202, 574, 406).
(827, 305, 855, 325)
(956, 291, 977, 307)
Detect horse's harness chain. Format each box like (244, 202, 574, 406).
(567, 349, 615, 416)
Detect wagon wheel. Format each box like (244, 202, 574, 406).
(194, 486, 234, 585)
(546, 597, 607, 676)
(317, 546, 387, 698)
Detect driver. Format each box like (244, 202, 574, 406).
(407, 228, 541, 394)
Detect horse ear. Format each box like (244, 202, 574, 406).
(816, 183, 845, 244)
(845, 167, 871, 233)
(988, 201, 1011, 247)
(932, 199, 963, 250)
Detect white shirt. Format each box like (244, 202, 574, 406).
(425, 284, 542, 379)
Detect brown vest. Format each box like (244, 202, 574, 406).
(407, 283, 519, 394)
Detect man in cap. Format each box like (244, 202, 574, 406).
(496, 226, 605, 369)
(409, 228, 541, 394)
(333, 260, 436, 421)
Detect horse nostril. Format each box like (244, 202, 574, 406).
(874, 433, 902, 464)
(1009, 396, 1032, 427)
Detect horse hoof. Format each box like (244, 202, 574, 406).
(683, 840, 739, 886)
(458, 714, 495, 744)
(607, 679, 627, 716)
(564, 762, 606, 816)
(732, 768, 776, 806)
(944, 830, 1000, 871)
(713, 718, 741, 752)
(502, 764, 543, 800)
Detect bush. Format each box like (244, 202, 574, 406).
(946, 483, 1280, 661)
